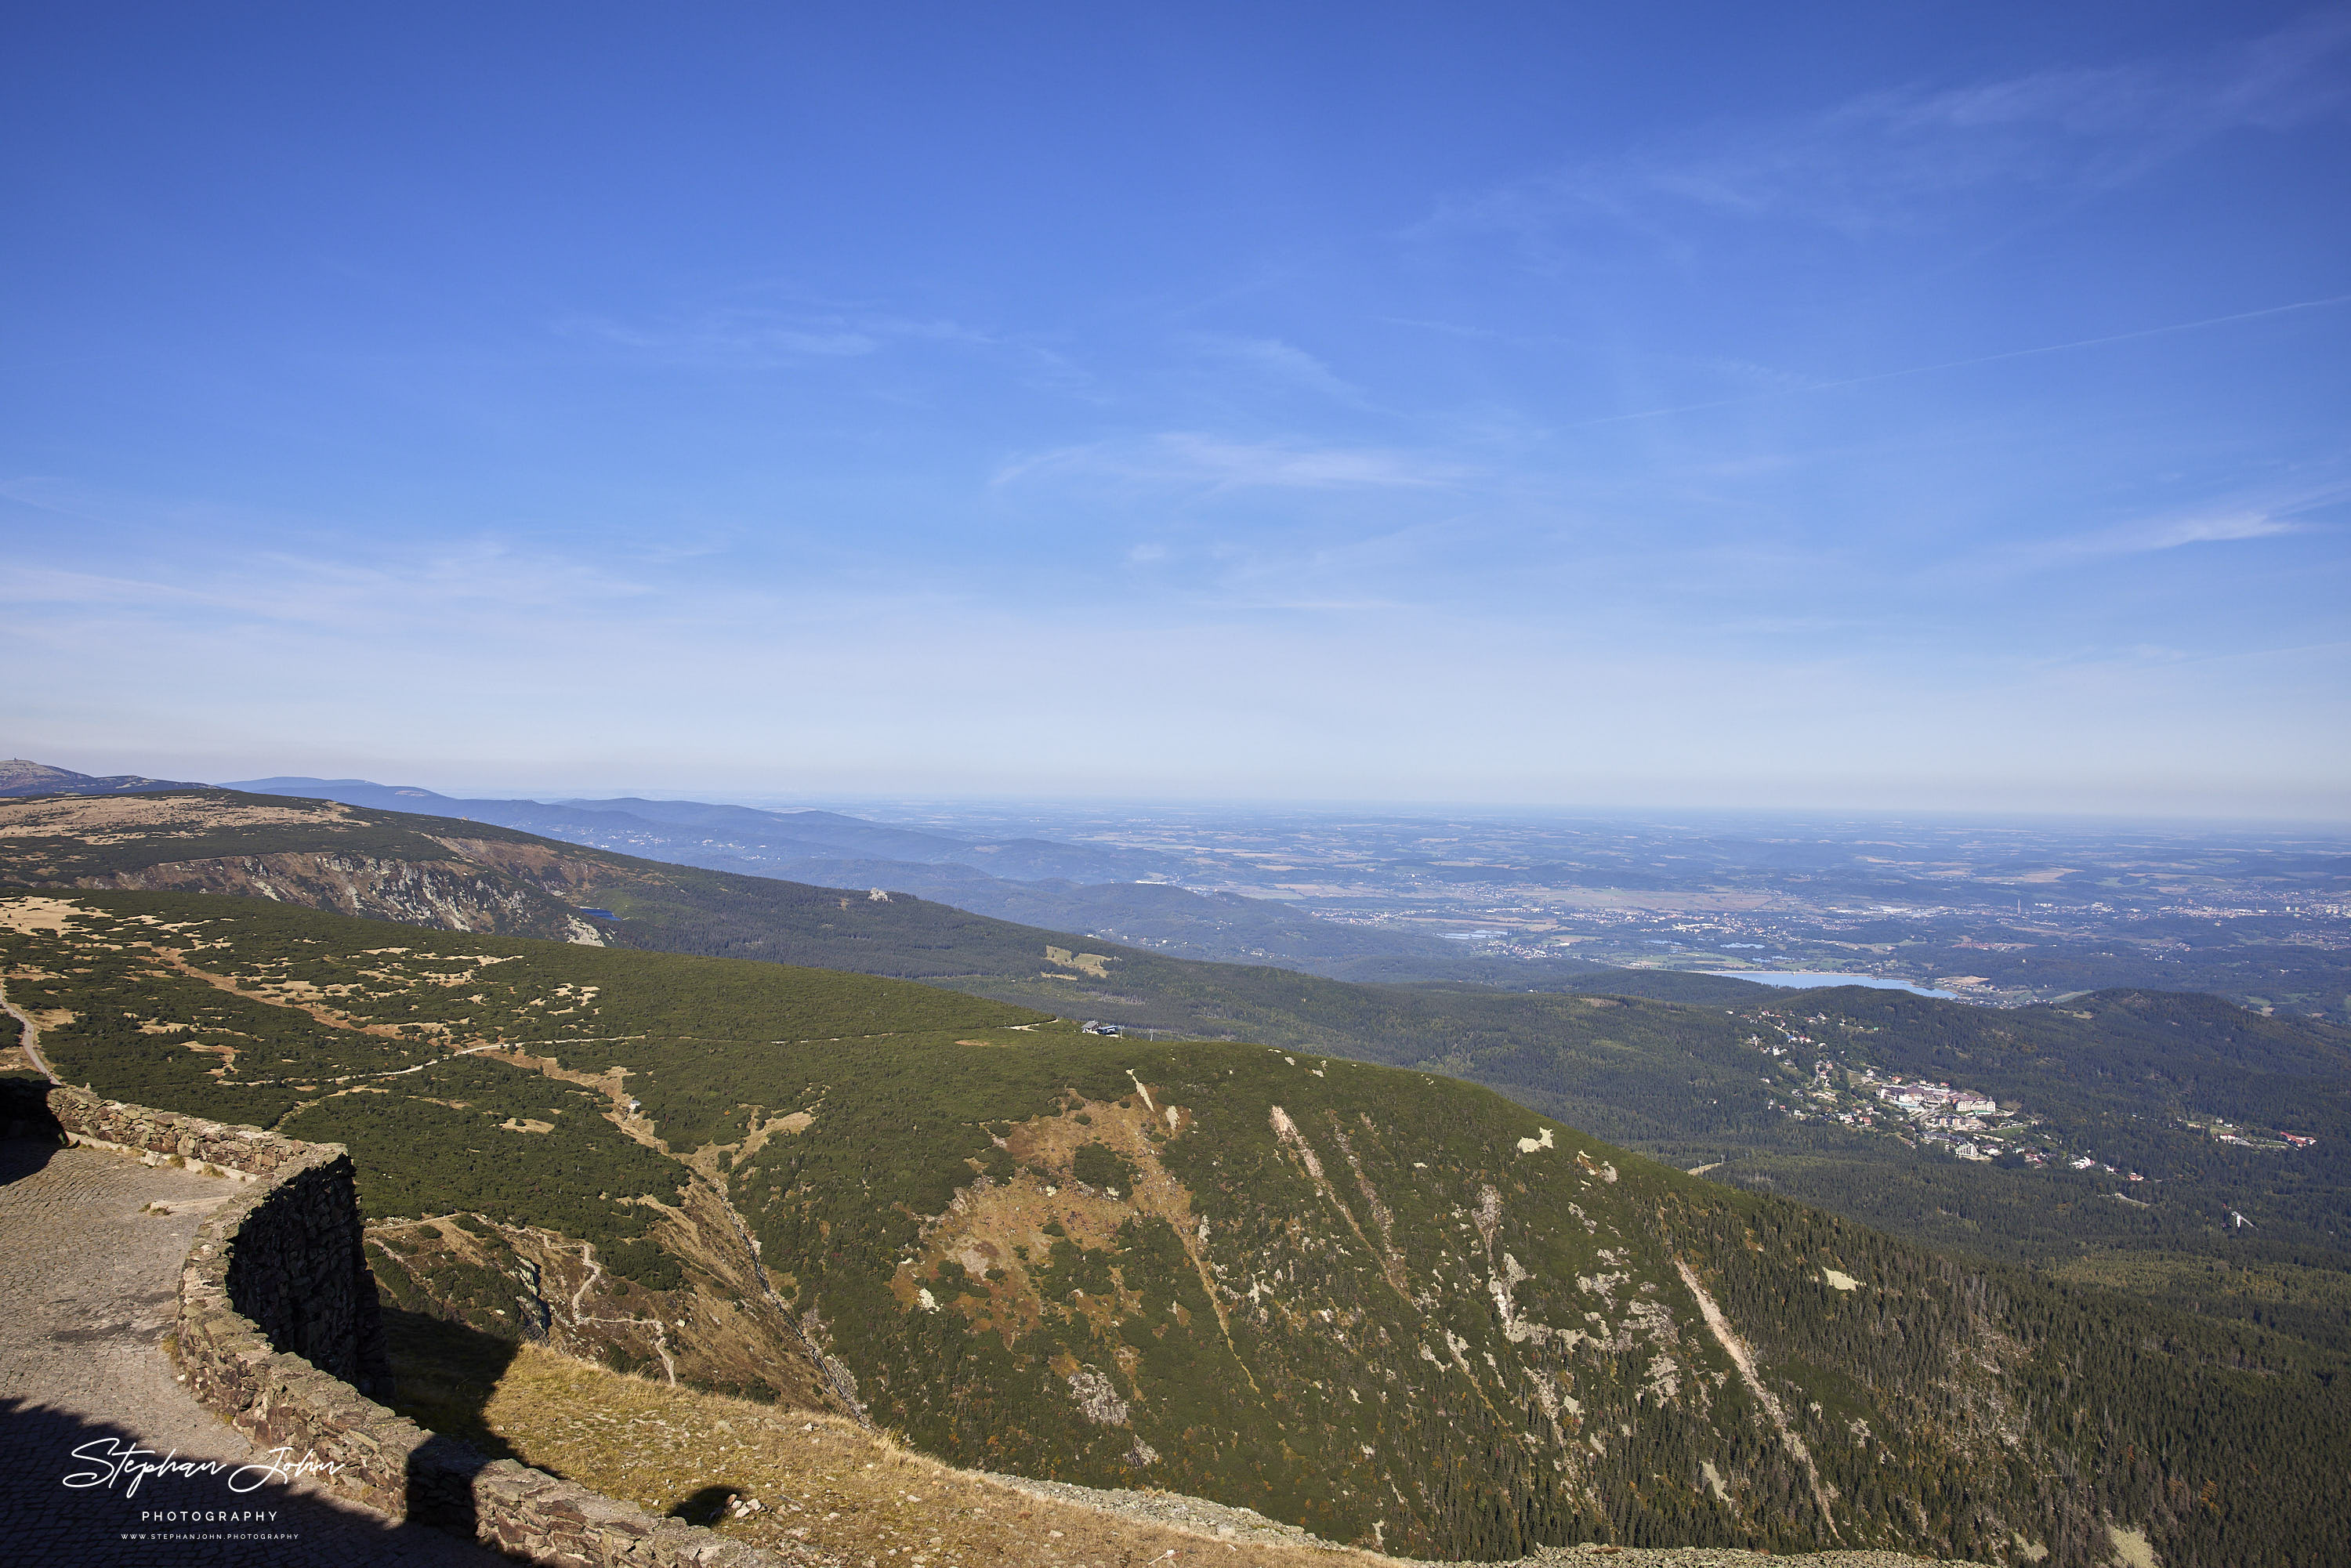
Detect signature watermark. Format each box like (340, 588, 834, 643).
(63, 1436, 345, 1497)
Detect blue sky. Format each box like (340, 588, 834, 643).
(5, 3, 2347, 815)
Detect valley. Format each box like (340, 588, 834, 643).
(8, 782, 2351, 1563)
(6, 784, 2349, 1363)
(5, 884, 2349, 1566)
(13, 8, 2339, 1563)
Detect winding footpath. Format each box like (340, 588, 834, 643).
(561, 1240, 679, 1385)
(1, 972, 58, 1082)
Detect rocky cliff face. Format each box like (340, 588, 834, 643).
(85, 851, 605, 943)
(364, 1168, 851, 1416)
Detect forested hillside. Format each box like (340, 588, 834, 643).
(5, 888, 2347, 1566)
(8, 788, 2349, 1363)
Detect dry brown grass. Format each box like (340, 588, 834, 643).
(0, 795, 349, 838)
(447, 1341, 1389, 1568)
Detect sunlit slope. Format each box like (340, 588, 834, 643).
(5, 889, 2347, 1567)
(0, 888, 1040, 1312)
(12, 787, 2351, 1353)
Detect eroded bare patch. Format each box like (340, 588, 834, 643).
(0, 896, 89, 936)
(892, 1087, 1244, 1378)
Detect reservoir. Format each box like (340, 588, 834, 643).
(1707, 970, 1958, 1000)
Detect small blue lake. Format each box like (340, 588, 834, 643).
(1706, 970, 1958, 1000)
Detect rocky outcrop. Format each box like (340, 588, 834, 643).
(368, 1171, 851, 1414)
(81, 851, 603, 943)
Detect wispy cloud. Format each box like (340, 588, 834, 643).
(1552, 293, 2351, 429)
(554, 305, 1052, 366)
(1425, 12, 2351, 241)
(994, 433, 1473, 492)
(553, 305, 1103, 398)
(2003, 507, 2313, 574)
(2114, 512, 2300, 552)
(1182, 333, 1364, 404)
(0, 536, 659, 633)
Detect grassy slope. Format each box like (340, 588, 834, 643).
(387, 1320, 1397, 1568)
(6, 889, 2348, 1567)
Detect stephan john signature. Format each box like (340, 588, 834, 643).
(63, 1437, 346, 1497)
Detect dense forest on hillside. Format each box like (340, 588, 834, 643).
(0, 889, 1034, 1282)
(6, 888, 2350, 1565)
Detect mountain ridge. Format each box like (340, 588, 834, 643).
(9, 779, 2348, 1357)
(0, 757, 206, 796)
(216, 773, 1657, 984)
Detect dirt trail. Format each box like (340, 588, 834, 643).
(560, 1239, 677, 1384)
(0, 972, 56, 1082)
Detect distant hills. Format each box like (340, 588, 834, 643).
(223, 774, 1185, 880)
(0, 757, 205, 796)
(8, 780, 2346, 1295)
(217, 773, 1648, 987)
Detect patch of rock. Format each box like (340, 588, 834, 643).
(980, 1472, 1346, 1552)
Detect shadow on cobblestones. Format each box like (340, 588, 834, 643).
(1, 1396, 513, 1565)
(0, 1132, 61, 1186)
(0, 1076, 63, 1173)
(406, 1431, 493, 1543)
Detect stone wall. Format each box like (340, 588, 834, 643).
(2, 1077, 294, 1181)
(5, 1080, 793, 1567)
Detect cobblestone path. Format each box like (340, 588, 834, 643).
(0, 1139, 500, 1565)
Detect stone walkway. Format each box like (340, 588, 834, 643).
(0, 1138, 502, 1565)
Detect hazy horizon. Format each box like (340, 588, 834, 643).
(5, 752, 2335, 831)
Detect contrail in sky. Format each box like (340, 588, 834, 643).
(1573, 292, 2351, 429)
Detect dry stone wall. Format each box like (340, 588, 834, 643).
(2, 1079, 792, 1568)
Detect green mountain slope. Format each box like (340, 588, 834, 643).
(9, 786, 2350, 1360)
(5, 888, 2347, 1567)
